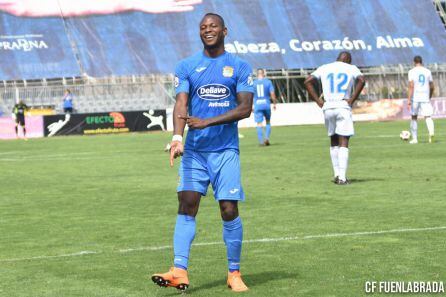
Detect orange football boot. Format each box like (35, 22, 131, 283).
(227, 271, 249, 292)
(151, 267, 189, 291)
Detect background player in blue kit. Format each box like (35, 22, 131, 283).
(151, 13, 254, 292)
(253, 69, 277, 145)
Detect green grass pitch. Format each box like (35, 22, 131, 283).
(1, 120, 445, 296)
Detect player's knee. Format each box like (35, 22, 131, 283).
(178, 192, 200, 216)
(339, 136, 350, 147)
(330, 135, 339, 146)
(178, 202, 199, 217)
(219, 200, 239, 221)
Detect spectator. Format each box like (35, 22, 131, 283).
(63, 89, 74, 114)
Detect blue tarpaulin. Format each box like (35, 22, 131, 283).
(0, 0, 445, 80)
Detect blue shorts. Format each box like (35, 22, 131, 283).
(254, 109, 271, 123)
(177, 149, 245, 201)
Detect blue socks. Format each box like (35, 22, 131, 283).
(173, 215, 243, 272)
(173, 214, 196, 270)
(265, 124, 271, 140)
(257, 125, 271, 143)
(223, 216, 243, 272)
(256, 126, 263, 144)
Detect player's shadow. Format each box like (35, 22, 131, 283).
(181, 270, 298, 294)
(349, 177, 385, 183)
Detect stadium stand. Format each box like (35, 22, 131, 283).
(0, 76, 174, 114)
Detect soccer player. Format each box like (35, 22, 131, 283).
(407, 56, 435, 144)
(253, 69, 277, 146)
(304, 52, 365, 185)
(151, 13, 254, 292)
(12, 100, 29, 139)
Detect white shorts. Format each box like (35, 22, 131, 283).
(411, 101, 433, 117)
(324, 108, 354, 137)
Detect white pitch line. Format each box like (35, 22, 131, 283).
(119, 226, 446, 253)
(0, 251, 97, 263)
(1, 226, 445, 263)
(0, 156, 116, 162)
(101, 225, 446, 251)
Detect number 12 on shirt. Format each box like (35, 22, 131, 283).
(327, 72, 348, 94)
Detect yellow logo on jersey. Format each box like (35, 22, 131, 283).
(222, 66, 234, 77)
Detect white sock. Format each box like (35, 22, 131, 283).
(338, 147, 349, 182)
(410, 120, 418, 140)
(425, 117, 434, 136)
(329, 146, 339, 178)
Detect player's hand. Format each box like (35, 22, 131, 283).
(407, 101, 411, 111)
(178, 115, 209, 129)
(346, 98, 354, 107)
(169, 140, 183, 167)
(316, 101, 324, 108)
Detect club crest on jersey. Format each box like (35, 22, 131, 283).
(222, 66, 234, 77)
(197, 84, 231, 100)
(174, 76, 179, 88)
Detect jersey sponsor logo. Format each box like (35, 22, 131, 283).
(197, 84, 231, 100)
(208, 101, 230, 107)
(195, 66, 207, 73)
(222, 66, 234, 77)
(256, 99, 268, 105)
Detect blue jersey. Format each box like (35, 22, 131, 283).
(253, 78, 274, 111)
(63, 95, 73, 108)
(175, 51, 254, 152)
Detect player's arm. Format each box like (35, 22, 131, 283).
(429, 82, 434, 99)
(170, 92, 188, 166)
(169, 62, 190, 167)
(346, 76, 366, 106)
(304, 76, 324, 108)
(181, 92, 253, 128)
(407, 80, 414, 110)
(173, 93, 188, 136)
(270, 81, 277, 110)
